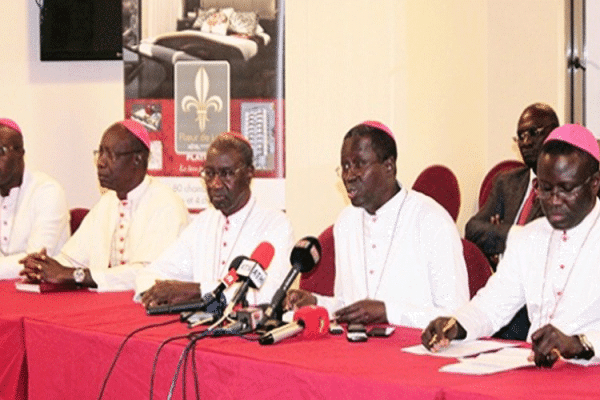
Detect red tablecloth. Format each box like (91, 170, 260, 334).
(1, 280, 600, 399)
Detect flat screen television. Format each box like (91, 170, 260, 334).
(40, 0, 123, 61)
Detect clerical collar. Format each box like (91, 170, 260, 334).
(120, 175, 150, 205)
(362, 182, 406, 219)
(220, 195, 256, 225)
(554, 201, 600, 241)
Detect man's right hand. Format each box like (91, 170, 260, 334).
(284, 289, 317, 311)
(141, 280, 202, 309)
(421, 316, 466, 352)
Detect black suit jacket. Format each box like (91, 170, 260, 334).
(465, 166, 544, 256)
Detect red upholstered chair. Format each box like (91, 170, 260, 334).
(69, 208, 89, 235)
(412, 165, 460, 221)
(478, 160, 525, 208)
(299, 225, 335, 296)
(462, 238, 493, 299)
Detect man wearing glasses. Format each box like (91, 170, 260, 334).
(0, 118, 69, 279)
(466, 103, 560, 268)
(136, 132, 293, 309)
(285, 121, 468, 327)
(423, 124, 600, 368)
(20, 120, 189, 290)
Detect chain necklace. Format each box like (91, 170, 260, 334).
(539, 208, 600, 328)
(362, 188, 409, 299)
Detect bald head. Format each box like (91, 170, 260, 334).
(518, 103, 559, 128)
(516, 103, 560, 171)
(208, 133, 253, 168)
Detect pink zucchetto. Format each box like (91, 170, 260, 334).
(0, 119, 22, 135)
(544, 124, 600, 162)
(118, 119, 150, 149)
(360, 121, 395, 140)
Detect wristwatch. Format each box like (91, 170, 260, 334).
(73, 267, 86, 284)
(575, 334, 595, 360)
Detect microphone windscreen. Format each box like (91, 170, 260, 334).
(250, 242, 275, 271)
(229, 255, 248, 271)
(290, 237, 322, 273)
(294, 305, 329, 339)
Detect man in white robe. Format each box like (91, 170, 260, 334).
(0, 118, 69, 279)
(20, 120, 189, 291)
(285, 121, 469, 327)
(423, 124, 600, 367)
(136, 132, 294, 308)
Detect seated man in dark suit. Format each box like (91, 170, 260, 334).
(465, 103, 559, 340)
(466, 103, 559, 264)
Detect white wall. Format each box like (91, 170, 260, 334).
(0, 2, 124, 210)
(1, 0, 565, 240)
(287, 0, 565, 238)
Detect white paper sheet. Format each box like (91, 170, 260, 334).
(439, 347, 535, 375)
(403, 340, 518, 358)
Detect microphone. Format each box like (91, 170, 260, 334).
(146, 256, 245, 315)
(259, 305, 329, 345)
(220, 242, 275, 319)
(261, 237, 321, 322)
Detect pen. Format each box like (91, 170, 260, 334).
(428, 317, 456, 347)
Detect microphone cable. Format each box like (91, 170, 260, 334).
(97, 317, 180, 400)
(166, 325, 254, 400)
(149, 332, 196, 400)
(167, 329, 215, 400)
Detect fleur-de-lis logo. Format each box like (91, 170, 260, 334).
(181, 67, 223, 132)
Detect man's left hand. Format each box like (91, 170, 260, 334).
(19, 249, 72, 284)
(141, 280, 202, 309)
(530, 324, 585, 368)
(334, 299, 387, 325)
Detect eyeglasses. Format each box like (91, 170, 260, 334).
(536, 175, 594, 200)
(200, 165, 246, 182)
(93, 148, 143, 162)
(336, 159, 380, 177)
(0, 146, 22, 157)
(513, 126, 552, 143)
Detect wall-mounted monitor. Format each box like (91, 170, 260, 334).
(40, 0, 123, 61)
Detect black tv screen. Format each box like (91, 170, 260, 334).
(40, 0, 123, 61)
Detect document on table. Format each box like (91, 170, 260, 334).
(402, 339, 518, 358)
(439, 347, 535, 375)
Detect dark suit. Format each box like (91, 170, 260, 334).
(465, 166, 544, 257)
(465, 165, 544, 341)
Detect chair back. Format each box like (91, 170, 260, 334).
(478, 160, 525, 208)
(70, 208, 90, 235)
(462, 238, 493, 299)
(412, 165, 460, 221)
(299, 225, 335, 296)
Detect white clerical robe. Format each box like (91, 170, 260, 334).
(57, 175, 189, 291)
(455, 201, 600, 365)
(0, 169, 69, 279)
(317, 186, 469, 328)
(135, 195, 294, 306)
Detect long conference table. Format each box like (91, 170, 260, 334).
(1, 279, 599, 400)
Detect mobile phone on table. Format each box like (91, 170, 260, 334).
(346, 323, 368, 342)
(346, 331, 368, 342)
(367, 326, 396, 337)
(347, 323, 366, 333)
(329, 321, 344, 335)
